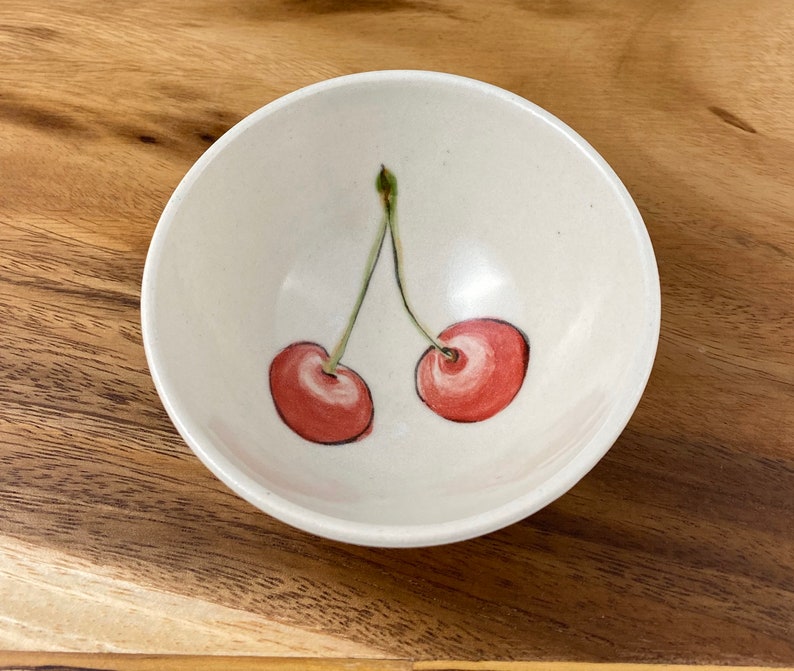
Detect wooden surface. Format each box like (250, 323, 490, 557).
(0, 660, 792, 671)
(1, 660, 791, 671)
(1, 0, 792, 664)
(0, 653, 406, 670)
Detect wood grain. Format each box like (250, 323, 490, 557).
(1, 0, 792, 663)
(0, 652, 409, 670)
(0, 660, 791, 671)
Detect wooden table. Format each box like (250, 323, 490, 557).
(1, 0, 792, 667)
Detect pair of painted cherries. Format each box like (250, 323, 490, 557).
(269, 167, 530, 445)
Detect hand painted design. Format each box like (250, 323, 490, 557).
(415, 318, 529, 423)
(269, 342, 373, 445)
(269, 166, 530, 444)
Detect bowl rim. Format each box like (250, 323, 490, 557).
(141, 69, 661, 548)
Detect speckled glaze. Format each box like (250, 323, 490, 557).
(141, 71, 660, 547)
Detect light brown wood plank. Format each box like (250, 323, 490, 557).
(415, 665, 794, 671)
(1, 658, 793, 671)
(0, 652, 409, 670)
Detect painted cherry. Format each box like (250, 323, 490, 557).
(415, 318, 529, 422)
(269, 168, 391, 444)
(379, 166, 530, 423)
(269, 342, 373, 445)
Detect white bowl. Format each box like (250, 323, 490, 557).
(141, 71, 660, 547)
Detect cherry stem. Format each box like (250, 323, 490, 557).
(379, 166, 454, 360)
(322, 208, 388, 375)
(323, 166, 453, 375)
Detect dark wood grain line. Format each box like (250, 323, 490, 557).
(0, 23, 60, 40)
(277, 0, 456, 17)
(708, 105, 758, 133)
(0, 666, 110, 671)
(0, 96, 91, 136)
(0, 275, 140, 308)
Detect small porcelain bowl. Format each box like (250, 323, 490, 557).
(141, 71, 660, 547)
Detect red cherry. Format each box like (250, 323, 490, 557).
(415, 318, 529, 423)
(269, 342, 373, 445)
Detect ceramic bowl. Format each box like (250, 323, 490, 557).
(141, 71, 660, 547)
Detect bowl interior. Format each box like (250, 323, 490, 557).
(143, 72, 659, 546)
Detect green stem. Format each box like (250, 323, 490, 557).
(322, 210, 388, 375)
(379, 166, 454, 359)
